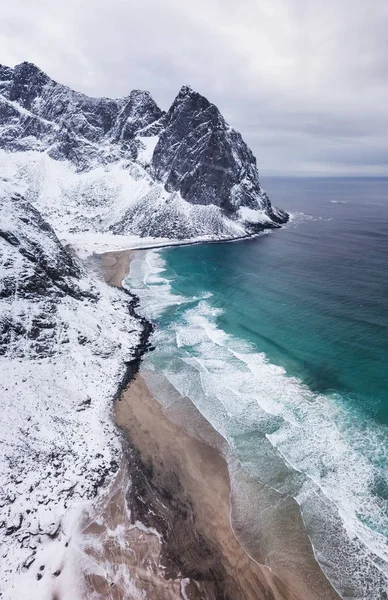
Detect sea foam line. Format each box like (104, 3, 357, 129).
(128, 248, 388, 598)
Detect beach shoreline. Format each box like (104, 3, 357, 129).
(116, 372, 301, 599)
(101, 249, 134, 287)
(91, 246, 340, 600)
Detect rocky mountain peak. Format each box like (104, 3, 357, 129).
(114, 89, 164, 143)
(7, 62, 51, 109)
(0, 64, 14, 81)
(178, 84, 194, 95)
(166, 84, 213, 123)
(0, 61, 288, 239)
(151, 85, 271, 213)
(12, 61, 45, 78)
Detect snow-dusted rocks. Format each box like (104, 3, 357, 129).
(0, 62, 288, 239)
(0, 62, 164, 168)
(0, 189, 84, 357)
(152, 85, 286, 220)
(0, 181, 145, 597)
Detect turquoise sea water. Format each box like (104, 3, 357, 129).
(127, 177, 388, 599)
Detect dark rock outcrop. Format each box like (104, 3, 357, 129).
(0, 188, 95, 357)
(153, 86, 268, 212)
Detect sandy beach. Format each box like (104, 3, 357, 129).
(78, 247, 341, 600)
(117, 373, 301, 600)
(101, 249, 134, 287)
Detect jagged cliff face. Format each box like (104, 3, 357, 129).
(0, 189, 83, 357)
(0, 62, 164, 167)
(0, 62, 288, 239)
(153, 86, 265, 211)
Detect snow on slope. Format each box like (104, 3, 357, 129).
(0, 181, 144, 598)
(0, 149, 255, 241)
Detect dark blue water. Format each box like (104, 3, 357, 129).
(258, 177, 388, 420)
(128, 177, 388, 599)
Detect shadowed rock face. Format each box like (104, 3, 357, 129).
(0, 61, 288, 236)
(0, 189, 93, 357)
(153, 86, 270, 212)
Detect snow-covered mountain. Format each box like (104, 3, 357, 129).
(0, 180, 148, 598)
(0, 62, 288, 240)
(0, 62, 289, 597)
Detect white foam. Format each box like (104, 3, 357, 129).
(129, 248, 388, 598)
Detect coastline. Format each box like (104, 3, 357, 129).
(101, 249, 134, 287)
(65, 217, 291, 263)
(116, 372, 299, 600)
(93, 246, 340, 600)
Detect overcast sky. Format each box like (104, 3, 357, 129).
(2, 0, 388, 175)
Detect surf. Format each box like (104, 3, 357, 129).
(125, 237, 388, 598)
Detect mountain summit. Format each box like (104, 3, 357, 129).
(0, 62, 288, 239)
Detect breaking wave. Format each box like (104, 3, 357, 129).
(125, 248, 388, 599)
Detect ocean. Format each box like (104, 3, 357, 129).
(126, 177, 388, 599)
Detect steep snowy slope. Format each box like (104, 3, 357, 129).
(0, 62, 288, 240)
(0, 180, 146, 598)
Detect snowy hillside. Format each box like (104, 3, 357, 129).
(0, 62, 290, 597)
(0, 62, 288, 240)
(0, 181, 146, 598)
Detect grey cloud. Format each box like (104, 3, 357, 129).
(1, 0, 387, 175)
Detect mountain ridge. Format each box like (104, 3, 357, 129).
(0, 61, 288, 239)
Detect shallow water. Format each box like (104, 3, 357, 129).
(126, 177, 388, 599)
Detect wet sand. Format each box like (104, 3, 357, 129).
(101, 249, 134, 287)
(78, 247, 340, 600)
(116, 373, 302, 600)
